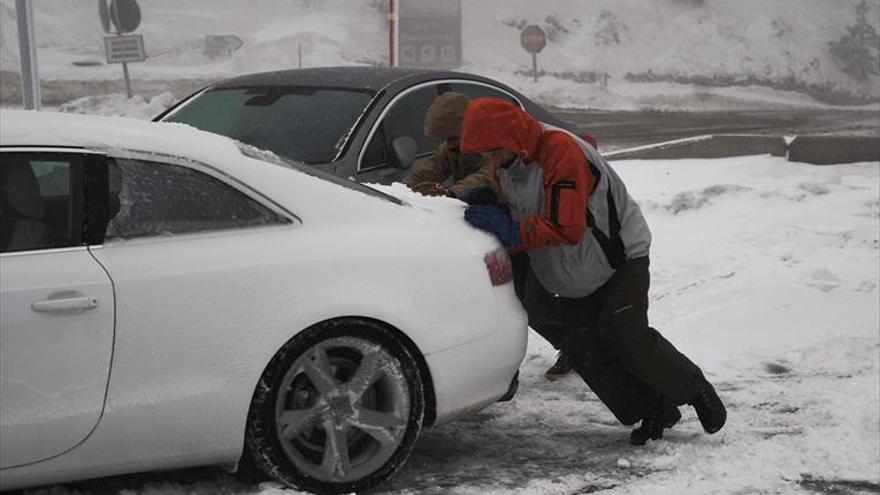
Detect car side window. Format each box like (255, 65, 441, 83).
(0, 152, 83, 253)
(361, 85, 442, 171)
(102, 158, 288, 241)
(450, 82, 520, 106)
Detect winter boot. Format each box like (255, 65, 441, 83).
(545, 350, 572, 377)
(689, 379, 726, 434)
(629, 398, 681, 446)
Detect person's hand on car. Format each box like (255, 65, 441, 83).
(411, 181, 454, 197)
(464, 204, 521, 248)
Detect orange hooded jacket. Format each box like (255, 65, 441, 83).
(460, 98, 596, 250)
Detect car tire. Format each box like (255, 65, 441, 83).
(245, 319, 424, 495)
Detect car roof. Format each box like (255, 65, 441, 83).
(0, 109, 405, 216)
(162, 66, 575, 134)
(0, 109, 297, 187)
(211, 66, 492, 92)
(2, 110, 242, 161)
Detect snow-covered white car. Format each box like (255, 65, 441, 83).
(0, 110, 527, 494)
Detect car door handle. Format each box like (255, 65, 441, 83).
(32, 296, 100, 313)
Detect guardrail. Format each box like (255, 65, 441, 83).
(605, 134, 879, 165)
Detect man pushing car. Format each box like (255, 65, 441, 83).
(458, 97, 726, 445)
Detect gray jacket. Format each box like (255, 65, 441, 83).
(498, 125, 651, 297)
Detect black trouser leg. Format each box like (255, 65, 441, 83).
(566, 321, 657, 425)
(593, 257, 705, 406)
(512, 253, 568, 350)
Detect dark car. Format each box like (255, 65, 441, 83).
(156, 66, 589, 184)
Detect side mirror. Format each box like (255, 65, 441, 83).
(390, 136, 417, 170)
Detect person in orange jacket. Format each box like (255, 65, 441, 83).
(458, 97, 726, 445)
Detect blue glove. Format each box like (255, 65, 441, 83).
(459, 186, 499, 205)
(464, 205, 522, 248)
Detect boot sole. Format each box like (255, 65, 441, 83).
(702, 417, 726, 434)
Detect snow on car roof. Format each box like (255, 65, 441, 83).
(2, 109, 249, 167)
(0, 109, 409, 221)
(211, 66, 477, 91)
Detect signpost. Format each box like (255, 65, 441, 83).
(104, 35, 146, 63)
(520, 24, 546, 82)
(397, 0, 462, 69)
(204, 35, 244, 59)
(99, 0, 143, 98)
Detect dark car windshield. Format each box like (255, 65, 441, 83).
(163, 86, 375, 164)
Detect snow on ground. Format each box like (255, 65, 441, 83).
(20, 154, 880, 495)
(56, 91, 177, 120)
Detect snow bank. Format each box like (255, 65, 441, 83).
(1, 0, 878, 109)
(58, 92, 177, 120)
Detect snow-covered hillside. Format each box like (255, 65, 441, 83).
(1, 0, 879, 109)
(466, 0, 880, 104)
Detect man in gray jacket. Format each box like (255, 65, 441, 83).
(459, 97, 726, 445)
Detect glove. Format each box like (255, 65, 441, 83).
(411, 181, 454, 197)
(464, 205, 522, 248)
(459, 186, 499, 205)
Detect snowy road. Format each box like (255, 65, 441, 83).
(19, 156, 880, 495)
(554, 108, 880, 152)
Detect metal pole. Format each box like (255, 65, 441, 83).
(298, 42, 302, 68)
(121, 61, 132, 98)
(15, 0, 41, 110)
(389, 0, 398, 67)
(111, 4, 133, 98)
(532, 53, 538, 83)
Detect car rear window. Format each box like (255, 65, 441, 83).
(163, 86, 374, 164)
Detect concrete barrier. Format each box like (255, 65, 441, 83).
(606, 134, 787, 161)
(787, 135, 880, 165)
(606, 133, 880, 165)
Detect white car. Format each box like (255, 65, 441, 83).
(0, 110, 527, 494)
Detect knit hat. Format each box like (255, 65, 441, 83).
(424, 92, 470, 139)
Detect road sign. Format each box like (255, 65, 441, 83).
(520, 25, 546, 54)
(204, 35, 244, 59)
(98, 0, 111, 33)
(520, 25, 546, 82)
(398, 0, 461, 69)
(109, 0, 141, 34)
(104, 35, 146, 63)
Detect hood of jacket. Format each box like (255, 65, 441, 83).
(459, 98, 543, 163)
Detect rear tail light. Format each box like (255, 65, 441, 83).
(484, 247, 513, 286)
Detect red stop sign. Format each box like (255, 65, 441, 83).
(520, 25, 546, 54)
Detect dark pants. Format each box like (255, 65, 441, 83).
(512, 253, 567, 350)
(514, 254, 705, 425)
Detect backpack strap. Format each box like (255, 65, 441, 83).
(585, 160, 626, 269)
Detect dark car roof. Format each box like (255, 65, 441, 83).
(212, 66, 492, 92)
